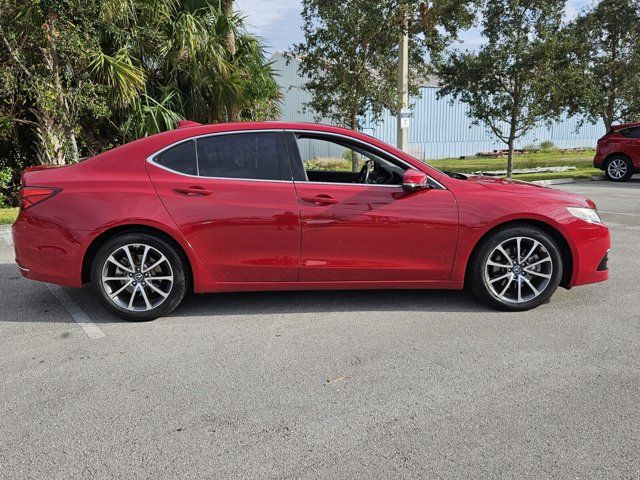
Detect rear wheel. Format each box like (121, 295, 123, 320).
(468, 225, 563, 311)
(605, 155, 633, 182)
(91, 233, 187, 321)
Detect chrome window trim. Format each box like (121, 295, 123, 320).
(145, 127, 447, 190)
(297, 180, 402, 189)
(287, 129, 447, 190)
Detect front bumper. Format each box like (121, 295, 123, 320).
(567, 220, 610, 287)
(593, 152, 605, 170)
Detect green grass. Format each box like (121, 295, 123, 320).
(428, 148, 602, 182)
(305, 149, 602, 181)
(514, 167, 602, 182)
(0, 208, 18, 225)
(428, 148, 595, 172)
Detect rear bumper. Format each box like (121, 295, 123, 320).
(12, 210, 86, 288)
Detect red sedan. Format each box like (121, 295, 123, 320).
(13, 122, 610, 320)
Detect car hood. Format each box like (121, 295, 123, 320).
(464, 175, 594, 208)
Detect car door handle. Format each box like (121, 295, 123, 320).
(301, 195, 339, 205)
(173, 186, 213, 197)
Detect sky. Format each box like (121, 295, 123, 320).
(235, 0, 594, 55)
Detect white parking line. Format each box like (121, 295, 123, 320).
(1, 229, 13, 246)
(45, 283, 106, 340)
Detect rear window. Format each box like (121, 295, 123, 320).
(196, 133, 283, 180)
(155, 140, 197, 175)
(620, 126, 640, 139)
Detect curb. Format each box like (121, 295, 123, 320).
(530, 178, 576, 186)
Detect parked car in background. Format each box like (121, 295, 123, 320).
(594, 122, 640, 181)
(12, 122, 610, 321)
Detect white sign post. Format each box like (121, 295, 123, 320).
(400, 108, 412, 130)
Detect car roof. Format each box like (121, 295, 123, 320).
(147, 121, 393, 156)
(80, 121, 443, 181)
(610, 121, 640, 131)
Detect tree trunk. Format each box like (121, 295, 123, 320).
(349, 112, 359, 171)
(221, 0, 236, 55)
(69, 132, 80, 163)
(506, 137, 515, 179)
(506, 120, 517, 178)
(506, 92, 520, 179)
(41, 21, 79, 163)
(221, 0, 240, 122)
(31, 108, 66, 165)
(602, 112, 614, 133)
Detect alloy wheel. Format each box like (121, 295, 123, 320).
(483, 236, 553, 304)
(607, 159, 628, 180)
(101, 244, 174, 312)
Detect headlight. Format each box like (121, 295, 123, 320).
(567, 207, 602, 224)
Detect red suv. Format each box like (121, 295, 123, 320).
(594, 122, 640, 181)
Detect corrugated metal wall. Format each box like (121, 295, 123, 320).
(272, 53, 605, 160)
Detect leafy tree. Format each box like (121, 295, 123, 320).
(562, 0, 640, 130)
(0, 0, 108, 164)
(87, 0, 282, 138)
(293, 0, 477, 169)
(0, 0, 281, 169)
(437, 0, 567, 177)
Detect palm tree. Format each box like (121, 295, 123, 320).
(0, 0, 280, 166)
(93, 0, 280, 141)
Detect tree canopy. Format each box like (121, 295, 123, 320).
(0, 0, 280, 171)
(437, 0, 568, 177)
(561, 0, 640, 130)
(292, 0, 478, 133)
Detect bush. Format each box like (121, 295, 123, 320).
(523, 143, 539, 152)
(305, 157, 352, 171)
(0, 167, 11, 207)
(0, 144, 28, 207)
(539, 140, 555, 150)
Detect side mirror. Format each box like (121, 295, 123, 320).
(402, 168, 430, 192)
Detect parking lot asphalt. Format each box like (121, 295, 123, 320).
(1, 179, 639, 479)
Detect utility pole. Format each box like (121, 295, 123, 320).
(397, 3, 409, 153)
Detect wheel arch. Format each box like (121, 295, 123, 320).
(464, 219, 574, 289)
(604, 152, 632, 165)
(81, 224, 194, 291)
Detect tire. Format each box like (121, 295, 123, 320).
(605, 155, 633, 182)
(468, 225, 563, 311)
(91, 233, 187, 321)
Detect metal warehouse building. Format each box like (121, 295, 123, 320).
(270, 52, 605, 160)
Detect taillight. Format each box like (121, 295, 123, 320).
(20, 186, 61, 210)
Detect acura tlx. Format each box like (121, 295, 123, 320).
(12, 121, 610, 321)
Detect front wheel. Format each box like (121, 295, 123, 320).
(91, 233, 187, 321)
(468, 226, 563, 311)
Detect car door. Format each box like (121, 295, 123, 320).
(620, 126, 640, 166)
(146, 131, 300, 283)
(287, 132, 458, 282)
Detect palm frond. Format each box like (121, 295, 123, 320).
(89, 48, 146, 107)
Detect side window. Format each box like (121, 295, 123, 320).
(196, 133, 284, 180)
(155, 140, 197, 175)
(296, 137, 367, 173)
(295, 135, 407, 185)
(621, 127, 640, 139)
